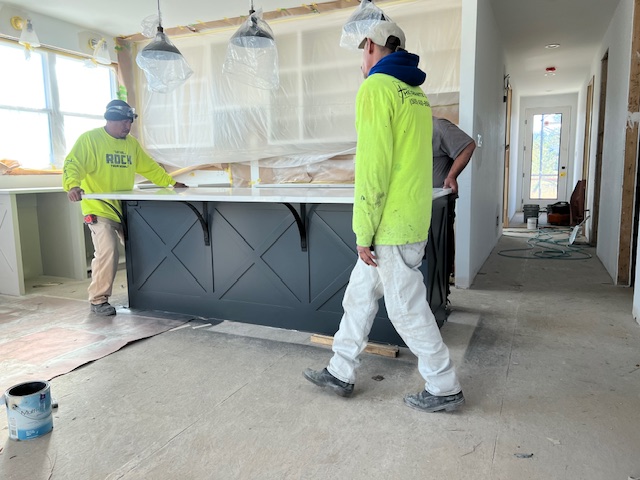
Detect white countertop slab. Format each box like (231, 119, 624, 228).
(83, 186, 451, 204)
(0, 187, 65, 195)
(255, 183, 354, 189)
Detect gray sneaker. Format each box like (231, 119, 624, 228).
(303, 368, 354, 397)
(403, 389, 465, 412)
(90, 302, 116, 316)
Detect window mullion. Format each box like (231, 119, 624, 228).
(45, 52, 66, 167)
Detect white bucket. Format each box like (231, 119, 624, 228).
(527, 217, 538, 230)
(4, 381, 53, 441)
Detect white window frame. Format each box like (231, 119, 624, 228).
(0, 39, 117, 169)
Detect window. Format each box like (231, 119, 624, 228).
(0, 40, 116, 170)
(530, 113, 563, 200)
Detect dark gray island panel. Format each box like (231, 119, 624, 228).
(123, 196, 449, 346)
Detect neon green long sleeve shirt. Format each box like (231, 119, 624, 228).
(62, 127, 175, 223)
(353, 73, 433, 247)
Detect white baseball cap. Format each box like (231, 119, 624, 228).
(358, 22, 406, 50)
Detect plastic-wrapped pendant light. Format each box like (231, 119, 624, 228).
(92, 39, 112, 65)
(11, 16, 40, 60)
(340, 0, 393, 50)
(222, 2, 279, 90)
(136, 0, 193, 93)
(19, 18, 40, 49)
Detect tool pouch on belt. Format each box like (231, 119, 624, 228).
(84, 214, 97, 225)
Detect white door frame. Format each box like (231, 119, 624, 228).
(521, 106, 572, 209)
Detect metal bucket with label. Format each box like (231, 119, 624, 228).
(4, 381, 53, 441)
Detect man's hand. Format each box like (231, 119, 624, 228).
(173, 182, 188, 189)
(67, 186, 84, 202)
(443, 176, 458, 194)
(357, 245, 377, 267)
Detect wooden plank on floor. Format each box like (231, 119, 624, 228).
(310, 334, 399, 358)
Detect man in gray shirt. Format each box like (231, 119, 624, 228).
(432, 117, 476, 295)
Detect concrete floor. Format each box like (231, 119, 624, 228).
(1, 234, 640, 479)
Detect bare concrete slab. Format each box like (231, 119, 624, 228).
(1, 235, 639, 479)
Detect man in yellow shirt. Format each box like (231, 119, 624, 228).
(63, 100, 186, 316)
(304, 23, 464, 413)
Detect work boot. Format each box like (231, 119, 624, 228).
(90, 302, 116, 316)
(303, 368, 354, 397)
(403, 389, 465, 412)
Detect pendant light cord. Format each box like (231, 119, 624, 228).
(157, 0, 163, 28)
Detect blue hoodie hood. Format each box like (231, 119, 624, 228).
(368, 50, 426, 86)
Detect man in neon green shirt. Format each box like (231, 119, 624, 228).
(304, 22, 464, 412)
(63, 100, 186, 316)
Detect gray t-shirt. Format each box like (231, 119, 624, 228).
(432, 117, 474, 188)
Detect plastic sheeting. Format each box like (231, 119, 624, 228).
(222, 9, 279, 90)
(136, 16, 194, 94)
(340, 0, 393, 50)
(130, 1, 462, 184)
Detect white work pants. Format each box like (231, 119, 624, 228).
(88, 216, 124, 305)
(328, 241, 461, 396)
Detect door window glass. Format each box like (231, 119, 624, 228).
(530, 113, 562, 200)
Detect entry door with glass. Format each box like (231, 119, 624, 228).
(522, 107, 571, 209)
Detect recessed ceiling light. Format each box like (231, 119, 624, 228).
(545, 43, 560, 49)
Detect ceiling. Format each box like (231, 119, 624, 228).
(490, 0, 622, 96)
(6, 0, 623, 97)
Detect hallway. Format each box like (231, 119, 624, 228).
(1, 234, 639, 479)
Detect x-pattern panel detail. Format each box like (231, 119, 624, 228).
(211, 203, 308, 306)
(128, 203, 212, 295)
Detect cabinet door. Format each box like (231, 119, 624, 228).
(0, 194, 24, 295)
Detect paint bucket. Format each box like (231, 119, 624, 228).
(527, 217, 538, 230)
(523, 204, 540, 223)
(4, 381, 53, 440)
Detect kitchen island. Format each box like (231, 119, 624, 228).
(84, 186, 451, 345)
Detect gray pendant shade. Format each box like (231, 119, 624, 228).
(222, 8, 279, 89)
(140, 27, 183, 59)
(136, 24, 193, 93)
(229, 13, 275, 49)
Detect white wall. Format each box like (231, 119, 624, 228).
(0, 2, 115, 61)
(590, 0, 633, 283)
(512, 93, 579, 210)
(507, 84, 521, 221)
(457, 0, 505, 288)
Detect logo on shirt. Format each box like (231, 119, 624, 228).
(395, 83, 430, 107)
(106, 152, 132, 167)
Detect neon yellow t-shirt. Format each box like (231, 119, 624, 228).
(353, 73, 433, 246)
(62, 127, 175, 223)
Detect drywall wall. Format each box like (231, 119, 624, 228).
(457, 0, 505, 288)
(506, 84, 521, 222)
(591, 0, 633, 283)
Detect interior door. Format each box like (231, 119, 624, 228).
(502, 84, 512, 225)
(522, 107, 571, 209)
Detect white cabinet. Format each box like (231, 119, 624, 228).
(0, 188, 91, 295)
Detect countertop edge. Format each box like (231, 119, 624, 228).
(83, 186, 453, 203)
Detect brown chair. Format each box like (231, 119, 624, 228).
(570, 180, 586, 226)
